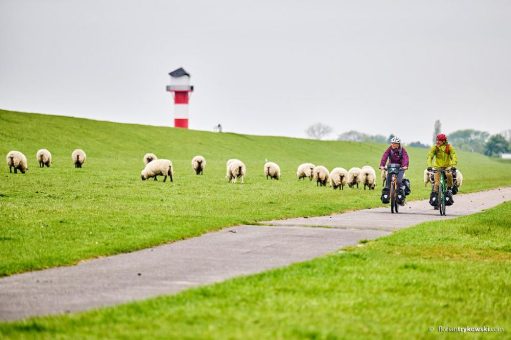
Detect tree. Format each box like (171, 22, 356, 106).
(306, 123, 333, 140)
(433, 120, 441, 144)
(448, 129, 489, 153)
(484, 134, 510, 157)
(500, 129, 511, 143)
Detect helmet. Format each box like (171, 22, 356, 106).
(436, 133, 447, 141)
(390, 136, 401, 144)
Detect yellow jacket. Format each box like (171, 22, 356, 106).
(427, 144, 457, 168)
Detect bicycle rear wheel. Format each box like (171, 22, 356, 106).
(390, 180, 398, 213)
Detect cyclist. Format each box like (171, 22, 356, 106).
(427, 133, 458, 207)
(379, 136, 409, 204)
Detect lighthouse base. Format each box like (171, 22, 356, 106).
(174, 119, 189, 128)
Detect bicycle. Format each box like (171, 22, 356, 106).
(385, 164, 402, 214)
(429, 168, 448, 216)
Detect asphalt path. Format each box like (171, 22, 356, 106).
(0, 187, 509, 321)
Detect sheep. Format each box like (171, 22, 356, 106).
(423, 169, 433, 187)
(455, 170, 463, 188)
(6, 151, 28, 174)
(296, 163, 315, 180)
(381, 168, 388, 187)
(329, 167, 348, 190)
(192, 155, 206, 175)
(360, 165, 377, 190)
(72, 149, 86, 168)
(36, 149, 52, 168)
(347, 167, 362, 188)
(264, 161, 280, 180)
(226, 159, 246, 183)
(143, 153, 158, 165)
(141, 159, 173, 182)
(313, 165, 330, 187)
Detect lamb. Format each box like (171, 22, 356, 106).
(143, 153, 158, 165)
(360, 165, 377, 190)
(141, 159, 173, 182)
(313, 165, 330, 187)
(72, 149, 86, 168)
(226, 159, 246, 183)
(6, 151, 28, 174)
(347, 167, 362, 188)
(36, 149, 52, 168)
(329, 167, 348, 190)
(264, 161, 280, 180)
(192, 155, 206, 175)
(296, 163, 315, 180)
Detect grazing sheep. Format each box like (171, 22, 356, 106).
(423, 169, 433, 186)
(347, 167, 362, 188)
(6, 151, 28, 174)
(36, 149, 52, 168)
(141, 159, 173, 182)
(72, 149, 86, 168)
(226, 159, 246, 183)
(313, 165, 330, 187)
(329, 167, 348, 190)
(360, 165, 377, 190)
(381, 168, 388, 187)
(455, 170, 463, 188)
(192, 155, 206, 175)
(143, 153, 158, 165)
(264, 161, 280, 180)
(296, 163, 315, 180)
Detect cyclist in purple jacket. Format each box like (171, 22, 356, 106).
(379, 136, 409, 204)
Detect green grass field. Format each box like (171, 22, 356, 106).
(1, 200, 509, 339)
(1, 109, 511, 277)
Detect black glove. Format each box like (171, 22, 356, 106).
(427, 167, 432, 171)
(451, 167, 456, 171)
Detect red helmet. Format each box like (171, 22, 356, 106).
(436, 133, 447, 141)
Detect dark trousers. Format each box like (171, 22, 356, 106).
(385, 170, 404, 190)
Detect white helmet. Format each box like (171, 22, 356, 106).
(390, 136, 401, 144)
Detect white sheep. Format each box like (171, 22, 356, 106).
(296, 163, 315, 180)
(455, 170, 463, 188)
(264, 161, 280, 180)
(360, 165, 376, 190)
(143, 153, 158, 165)
(36, 149, 52, 168)
(226, 159, 246, 183)
(72, 149, 86, 168)
(141, 159, 173, 182)
(313, 165, 330, 187)
(423, 169, 433, 186)
(192, 155, 206, 175)
(347, 167, 362, 188)
(6, 151, 28, 174)
(329, 167, 348, 190)
(381, 168, 388, 187)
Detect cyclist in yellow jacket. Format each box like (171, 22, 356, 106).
(427, 133, 458, 206)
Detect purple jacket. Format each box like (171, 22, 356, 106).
(380, 146, 409, 168)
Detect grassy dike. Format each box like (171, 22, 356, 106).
(1, 108, 511, 277)
(1, 201, 509, 339)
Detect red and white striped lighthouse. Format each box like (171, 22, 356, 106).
(166, 67, 194, 128)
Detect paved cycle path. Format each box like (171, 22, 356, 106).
(1, 187, 510, 321)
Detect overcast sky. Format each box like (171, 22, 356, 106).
(1, 0, 510, 144)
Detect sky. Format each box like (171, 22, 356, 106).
(1, 0, 510, 144)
